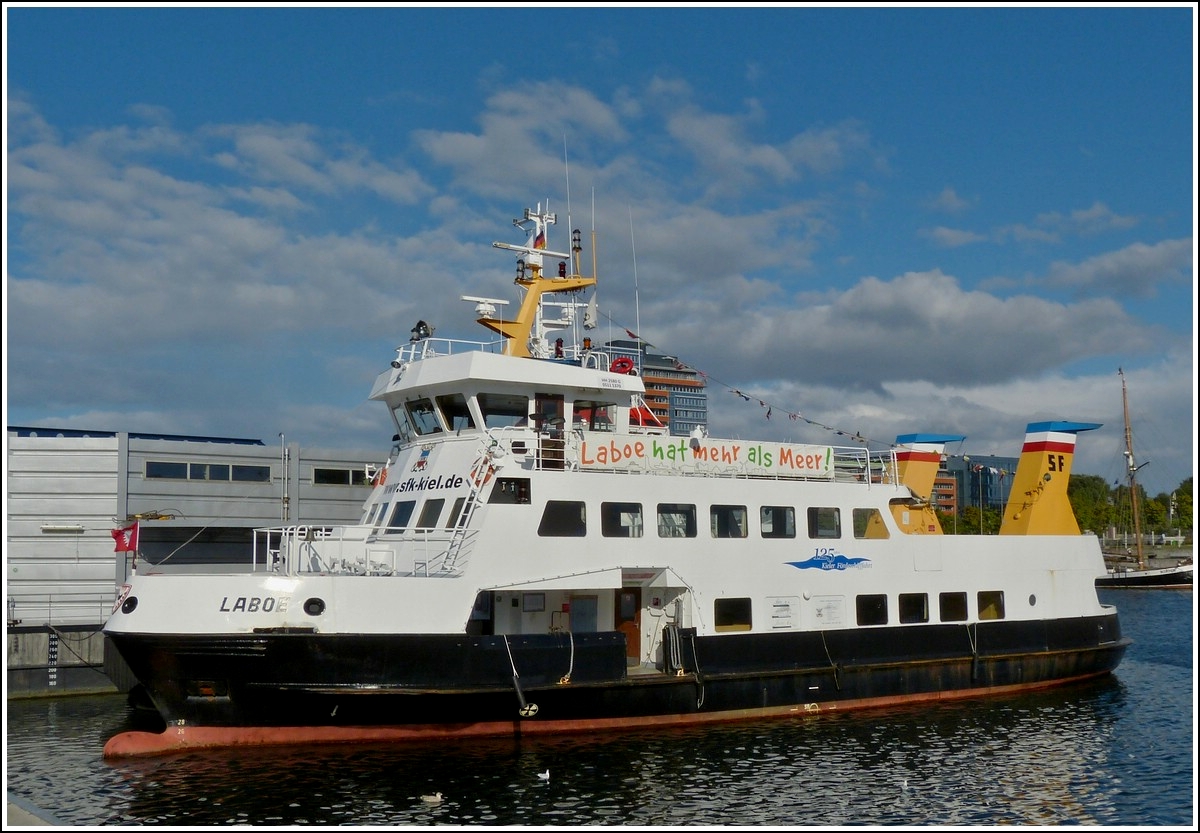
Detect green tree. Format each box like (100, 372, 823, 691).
(1068, 474, 1114, 535)
(1163, 480, 1193, 537)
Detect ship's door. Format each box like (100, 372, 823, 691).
(615, 588, 641, 665)
(569, 595, 598, 632)
(534, 393, 566, 470)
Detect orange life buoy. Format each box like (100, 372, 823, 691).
(470, 460, 495, 488)
(610, 357, 635, 374)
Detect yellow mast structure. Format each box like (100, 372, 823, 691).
(485, 205, 596, 358)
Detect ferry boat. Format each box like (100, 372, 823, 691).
(102, 202, 1130, 757)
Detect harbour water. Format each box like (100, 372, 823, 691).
(4, 589, 1194, 827)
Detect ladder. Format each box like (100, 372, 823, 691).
(439, 445, 496, 573)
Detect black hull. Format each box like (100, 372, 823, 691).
(105, 614, 1128, 756)
(1096, 563, 1192, 589)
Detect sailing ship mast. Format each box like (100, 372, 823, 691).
(1120, 368, 1147, 570)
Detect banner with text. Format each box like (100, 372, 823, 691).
(578, 433, 835, 478)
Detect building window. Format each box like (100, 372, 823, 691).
(856, 594, 888, 626)
(314, 467, 369, 486)
(714, 597, 752, 632)
(232, 465, 271, 483)
(939, 592, 968, 622)
(710, 505, 748, 538)
(601, 502, 643, 538)
(146, 461, 188, 479)
(807, 507, 841, 539)
(760, 506, 796, 538)
(537, 501, 587, 537)
(657, 503, 697, 538)
(898, 593, 928, 624)
(978, 590, 1005, 620)
(189, 463, 230, 481)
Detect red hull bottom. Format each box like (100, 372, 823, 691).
(103, 669, 1112, 759)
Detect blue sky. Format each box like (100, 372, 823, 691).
(4, 4, 1196, 498)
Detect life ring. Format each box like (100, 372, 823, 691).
(610, 357, 636, 374)
(470, 459, 495, 488)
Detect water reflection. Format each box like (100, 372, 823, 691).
(6, 589, 1193, 826)
(66, 676, 1147, 825)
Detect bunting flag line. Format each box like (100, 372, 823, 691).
(591, 308, 990, 463)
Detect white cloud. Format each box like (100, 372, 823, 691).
(921, 226, 987, 247)
(1043, 238, 1193, 298)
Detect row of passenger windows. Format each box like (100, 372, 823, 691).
(367, 480, 887, 540)
(536, 499, 886, 540)
(363, 490, 881, 542)
(714, 591, 1007, 632)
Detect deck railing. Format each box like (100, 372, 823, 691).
(7, 591, 116, 627)
(253, 525, 480, 578)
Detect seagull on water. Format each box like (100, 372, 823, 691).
(420, 792, 444, 804)
(537, 769, 550, 781)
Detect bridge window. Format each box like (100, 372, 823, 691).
(478, 393, 529, 428)
(436, 393, 476, 432)
(405, 398, 442, 435)
(391, 404, 415, 445)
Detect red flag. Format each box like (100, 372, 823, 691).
(112, 522, 139, 553)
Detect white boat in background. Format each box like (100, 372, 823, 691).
(1096, 369, 1192, 590)
(102, 199, 1130, 758)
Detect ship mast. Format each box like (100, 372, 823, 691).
(1120, 368, 1146, 570)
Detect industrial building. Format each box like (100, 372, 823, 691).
(5, 427, 377, 697)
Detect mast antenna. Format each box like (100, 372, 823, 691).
(629, 205, 642, 363)
(1119, 368, 1147, 570)
(563, 137, 575, 277)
